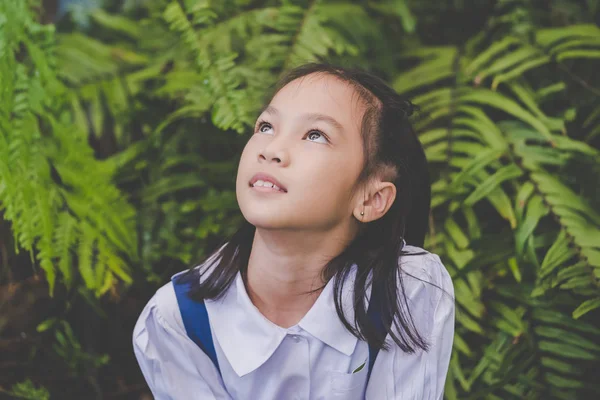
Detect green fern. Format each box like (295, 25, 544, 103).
(0, 0, 137, 296)
(396, 14, 600, 397)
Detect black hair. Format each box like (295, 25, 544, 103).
(176, 62, 433, 354)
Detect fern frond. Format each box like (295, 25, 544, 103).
(0, 0, 137, 297)
(397, 17, 600, 396)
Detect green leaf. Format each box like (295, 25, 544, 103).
(515, 195, 549, 256)
(540, 357, 581, 375)
(515, 182, 535, 223)
(456, 308, 485, 334)
(508, 257, 522, 283)
(532, 173, 600, 225)
(466, 36, 520, 75)
(491, 57, 550, 89)
(581, 247, 600, 267)
(36, 318, 58, 333)
(558, 50, 600, 61)
(535, 326, 600, 352)
(393, 47, 457, 93)
(540, 230, 576, 273)
(418, 128, 447, 146)
(559, 276, 591, 290)
(453, 333, 472, 356)
(573, 298, 600, 319)
(491, 302, 524, 331)
(550, 261, 588, 282)
(449, 355, 469, 394)
(445, 217, 469, 249)
(479, 46, 540, 80)
(507, 82, 562, 132)
(91, 9, 141, 39)
(462, 206, 481, 240)
(459, 89, 553, 141)
(534, 309, 600, 335)
(536, 24, 600, 47)
(77, 224, 96, 290)
(450, 148, 505, 190)
(538, 341, 598, 360)
(552, 135, 600, 157)
(455, 106, 508, 149)
(464, 163, 522, 206)
(544, 372, 584, 389)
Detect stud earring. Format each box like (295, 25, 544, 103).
(360, 211, 364, 216)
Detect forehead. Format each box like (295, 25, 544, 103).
(268, 74, 367, 131)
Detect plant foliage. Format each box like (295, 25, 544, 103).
(0, 0, 138, 298)
(1, 0, 599, 398)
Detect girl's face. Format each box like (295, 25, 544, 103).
(236, 73, 367, 232)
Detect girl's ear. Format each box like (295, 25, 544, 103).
(353, 181, 396, 223)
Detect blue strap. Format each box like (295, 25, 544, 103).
(366, 282, 385, 382)
(366, 240, 405, 378)
(366, 239, 404, 380)
(171, 277, 220, 373)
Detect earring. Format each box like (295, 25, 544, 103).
(360, 211, 364, 216)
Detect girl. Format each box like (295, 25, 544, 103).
(133, 63, 455, 400)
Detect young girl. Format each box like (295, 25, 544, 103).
(133, 63, 455, 400)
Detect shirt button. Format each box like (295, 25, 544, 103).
(291, 335, 301, 343)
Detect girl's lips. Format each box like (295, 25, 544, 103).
(249, 172, 287, 192)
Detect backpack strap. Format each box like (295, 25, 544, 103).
(171, 276, 220, 373)
(367, 240, 405, 380)
(366, 281, 386, 382)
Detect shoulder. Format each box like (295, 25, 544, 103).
(134, 247, 226, 336)
(390, 245, 455, 346)
(156, 278, 186, 330)
(133, 278, 186, 337)
(397, 245, 454, 302)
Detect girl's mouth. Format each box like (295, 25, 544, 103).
(249, 173, 287, 192)
(250, 180, 286, 193)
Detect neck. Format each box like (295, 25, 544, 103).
(245, 224, 357, 328)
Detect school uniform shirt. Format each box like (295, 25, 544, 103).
(133, 245, 455, 400)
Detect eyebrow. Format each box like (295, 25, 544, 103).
(261, 105, 345, 132)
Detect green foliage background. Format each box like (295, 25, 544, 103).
(1, 0, 599, 398)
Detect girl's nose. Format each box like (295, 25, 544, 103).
(259, 141, 290, 166)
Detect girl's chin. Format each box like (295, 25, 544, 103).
(242, 210, 286, 226)
(248, 219, 291, 231)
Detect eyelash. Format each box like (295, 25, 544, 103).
(255, 119, 330, 143)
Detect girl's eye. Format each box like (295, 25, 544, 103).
(257, 122, 274, 134)
(306, 130, 328, 144)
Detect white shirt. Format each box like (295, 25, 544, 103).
(133, 245, 455, 400)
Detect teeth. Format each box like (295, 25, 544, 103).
(252, 179, 284, 191)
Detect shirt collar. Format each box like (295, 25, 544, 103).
(298, 267, 359, 356)
(205, 267, 360, 377)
